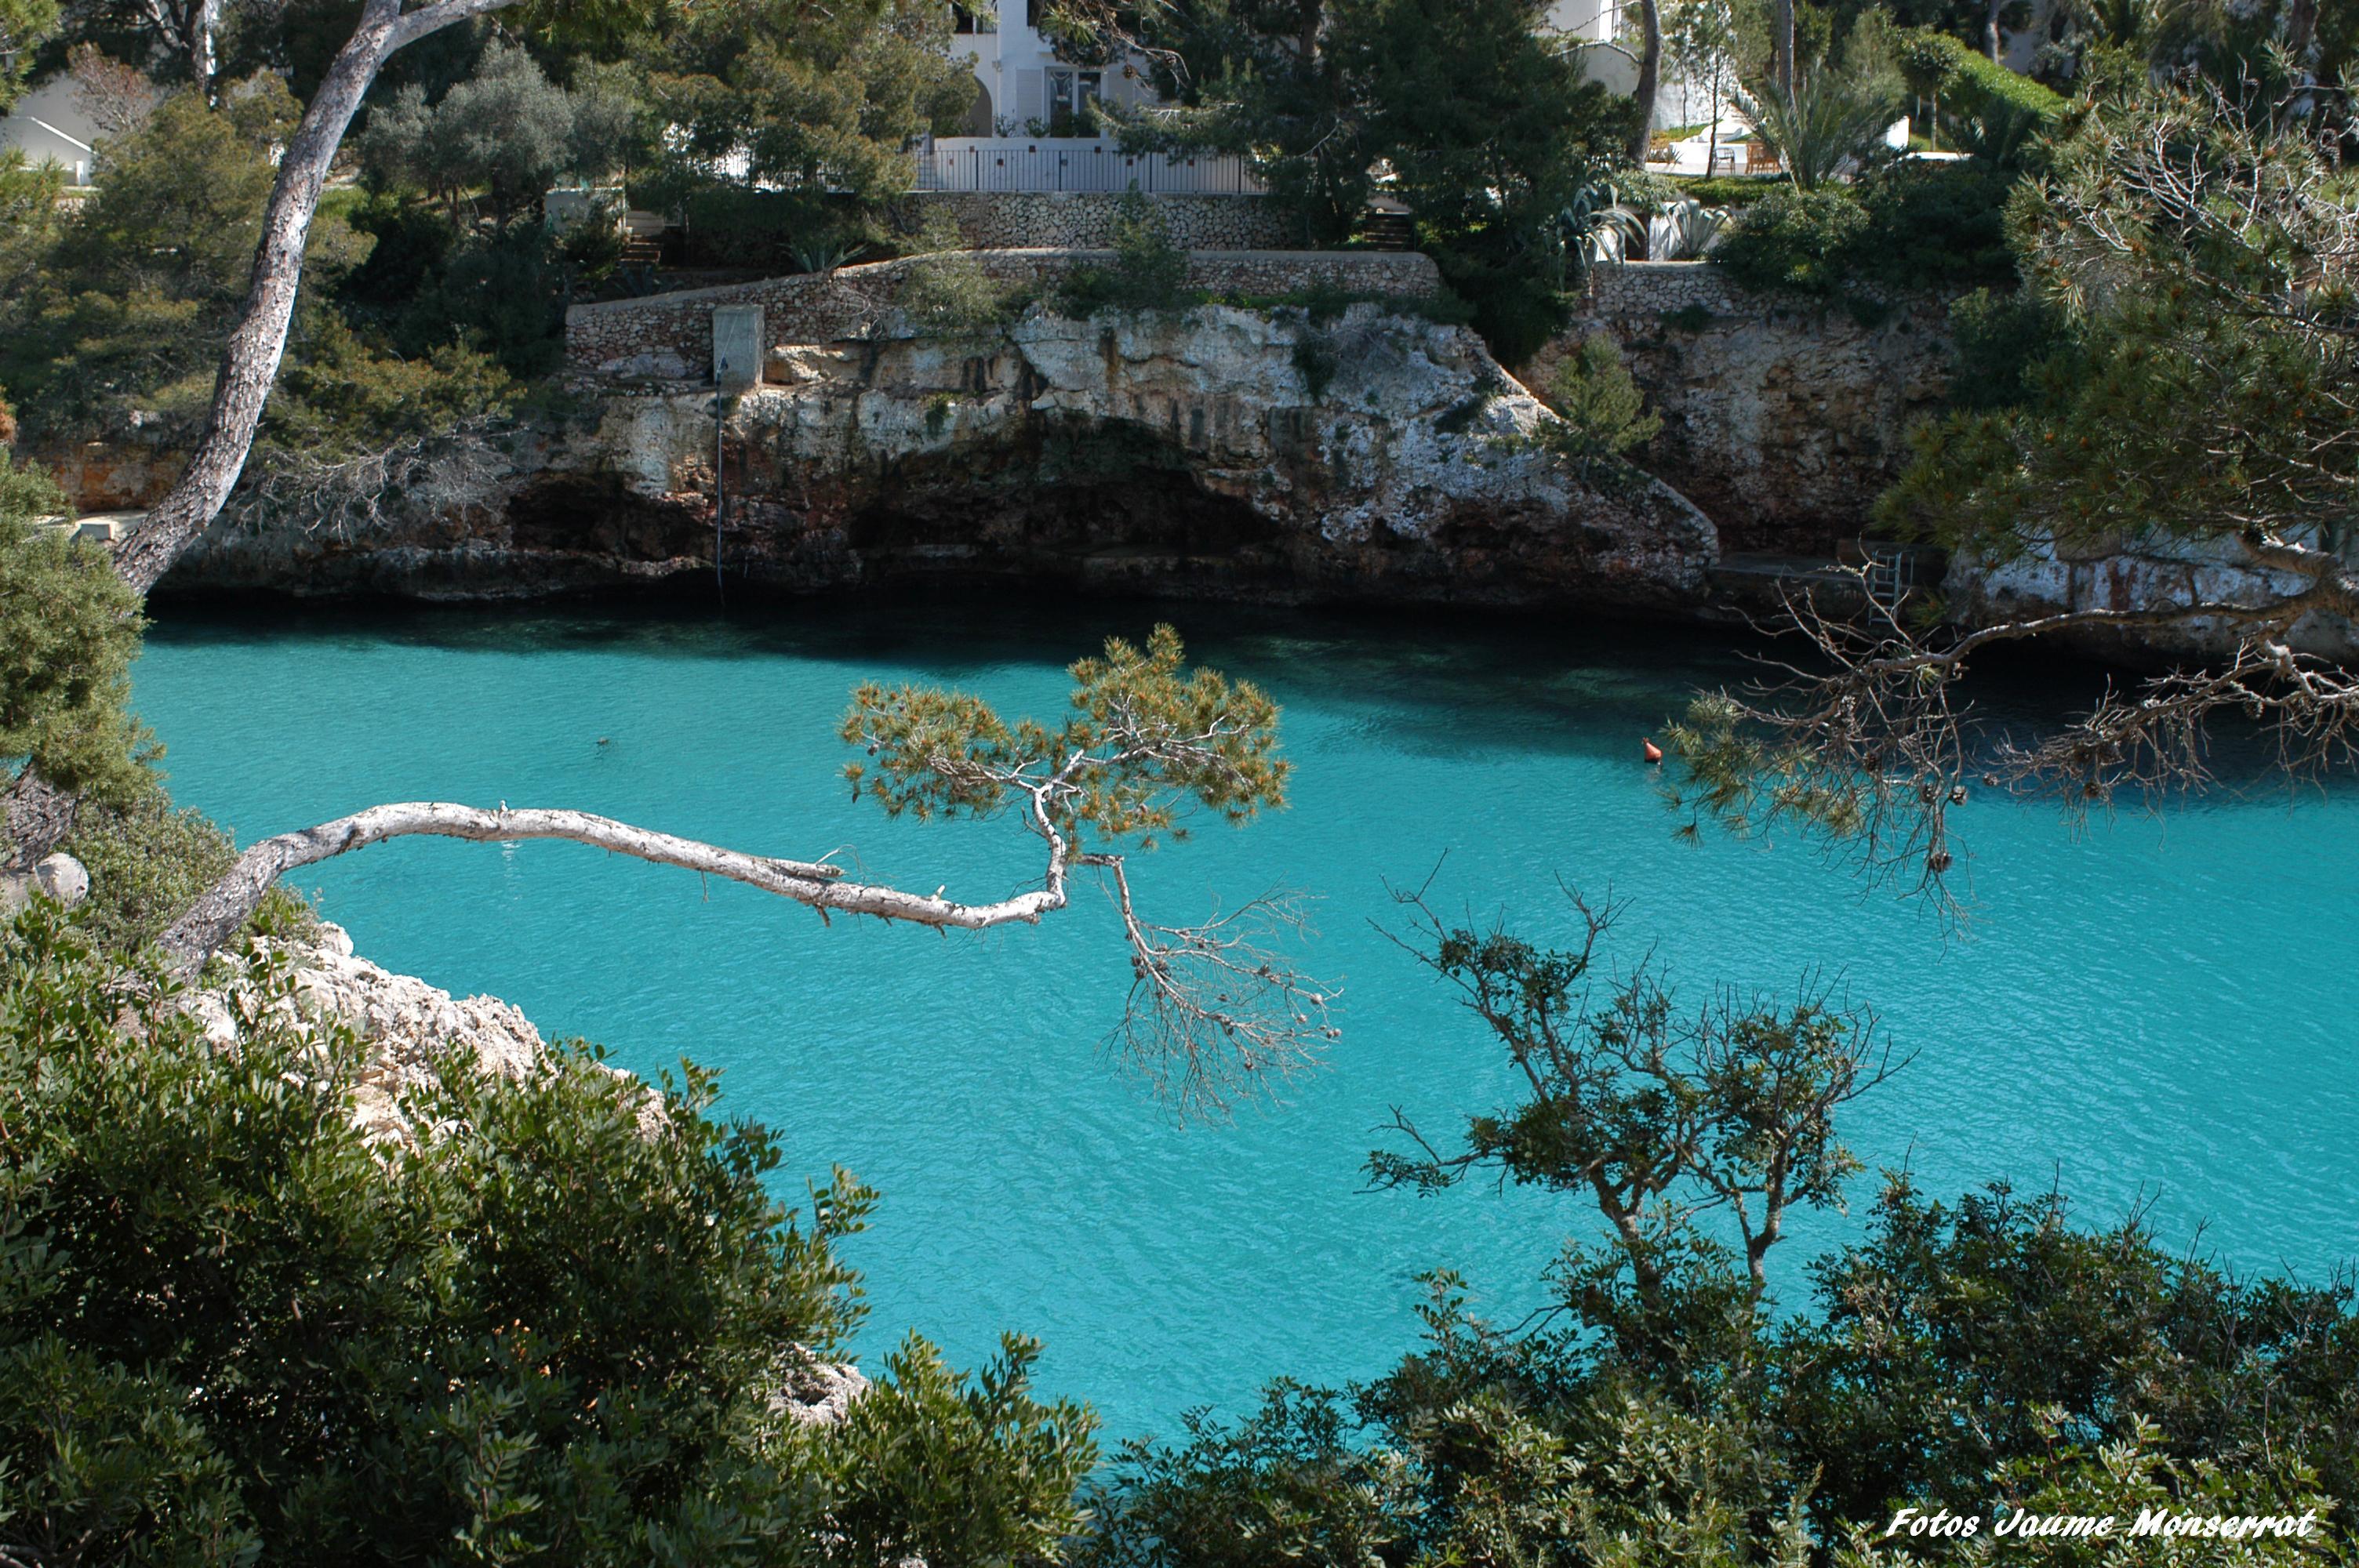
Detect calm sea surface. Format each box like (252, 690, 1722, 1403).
(133, 597, 2359, 1436)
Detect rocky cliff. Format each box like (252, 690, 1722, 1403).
(1539, 263, 1954, 557)
(165, 260, 1719, 610)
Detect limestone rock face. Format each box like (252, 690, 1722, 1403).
(185, 921, 580, 1144)
(1542, 264, 1955, 556)
(769, 1348, 874, 1428)
(169, 303, 1719, 610)
(1945, 534, 2359, 663)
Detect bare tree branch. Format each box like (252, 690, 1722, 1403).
(1667, 558, 2359, 914)
(154, 801, 1060, 976)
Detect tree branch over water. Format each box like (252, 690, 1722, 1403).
(1664, 566, 2359, 916)
(159, 627, 1337, 1115)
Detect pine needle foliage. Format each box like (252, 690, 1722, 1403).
(841, 624, 1287, 852)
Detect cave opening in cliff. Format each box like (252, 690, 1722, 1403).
(845, 456, 1291, 590)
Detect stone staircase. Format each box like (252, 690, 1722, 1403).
(620, 209, 667, 269)
(1358, 208, 1415, 251)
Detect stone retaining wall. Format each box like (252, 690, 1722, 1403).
(565, 249, 1444, 383)
(1532, 260, 1957, 553)
(907, 191, 1293, 250)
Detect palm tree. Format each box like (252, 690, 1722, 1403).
(1736, 67, 1896, 191)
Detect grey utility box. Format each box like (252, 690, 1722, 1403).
(712, 305, 764, 392)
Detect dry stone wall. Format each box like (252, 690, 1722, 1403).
(1533, 261, 1956, 554)
(565, 249, 1442, 383)
(907, 191, 1292, 250)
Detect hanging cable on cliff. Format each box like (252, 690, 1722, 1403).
(714, 361, 729, 611)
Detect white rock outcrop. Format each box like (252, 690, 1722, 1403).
(1, 852, 91, 916)
(186, 922, 572, 1143)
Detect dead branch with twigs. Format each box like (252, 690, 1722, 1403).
(224, 420, 514, 541)
(1665, 552, 2359, 914)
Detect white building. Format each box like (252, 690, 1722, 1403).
(942, 0, 1161, 138)
(921, 2, 1257, 192)
(918, 0, 1687, 192)
(0, 77, 101, 187)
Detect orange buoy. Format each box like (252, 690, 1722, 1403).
(1641, 738, 1663, 764)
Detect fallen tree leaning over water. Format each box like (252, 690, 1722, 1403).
(150, 626, 1335, 1116)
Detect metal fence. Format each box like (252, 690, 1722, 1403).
(914, 139, 1263, 194)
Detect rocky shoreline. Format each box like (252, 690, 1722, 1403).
(48, 255, 2350, 660)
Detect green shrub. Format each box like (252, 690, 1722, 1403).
(0, 445, 65, 526)
(62, 797, 237, 955)
(0, 514, 151, 815)
(1055, 191, 1196, 318)
(897, 252, 1023, 336)
(1291, 331, 1343, 401)
(1852, 160, 2017, 289)
(0, 904, 1098, 1563)
(1664, 174, 1787, 209)
(1534, 334, 1662, 481)
(1708, 186, 1870, 296)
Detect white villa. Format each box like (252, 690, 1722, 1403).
(921, 0, 1671, 194)
(0, 78, 101, 187)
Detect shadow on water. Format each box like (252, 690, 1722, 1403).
(145, 588, 2318, 787)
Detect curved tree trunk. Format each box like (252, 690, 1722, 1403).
(114, 0, 523, 597)
(1624, 0, 1662, 172)
(2, 772, 81, 871)
(157, 801, 1077, 978)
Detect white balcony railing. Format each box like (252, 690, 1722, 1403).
(914, 137, 1263, 195)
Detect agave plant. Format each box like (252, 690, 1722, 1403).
(792, 235, 867, 278)
(1737, 69, 1900, 191)
(1654, 198, 1730, 260)
(1550, 176, 1647, 278)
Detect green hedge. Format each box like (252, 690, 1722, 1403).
(1708, 162, 2019, 297)
(1915, 28, 2068, 122)
(1663, 173, 1787, 209)
(1709, 187, 1870, 296)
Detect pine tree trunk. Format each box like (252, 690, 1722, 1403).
(1625, 0, 1663, 171)
(112, 0, 524, 597)
(1772, 0, 1794, 96)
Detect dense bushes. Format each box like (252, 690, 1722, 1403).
(1054, 192, 1197, 318)
(1852, 160, 2016, 287)
(1710, 161, 2016, 297)
(0, 512, 150, 811)
(0, 905, 1097, 1563)
(1709, 186, 1872, 295)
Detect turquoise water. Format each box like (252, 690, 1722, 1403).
(133, 600, 2359, 1438)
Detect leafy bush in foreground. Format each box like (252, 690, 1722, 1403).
(1078, 906, 2359, 1566)
(0, 905, 1096, 1564)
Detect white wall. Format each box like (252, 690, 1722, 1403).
(948, 0, 1158, 137)
(0, 78, 100, 185)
